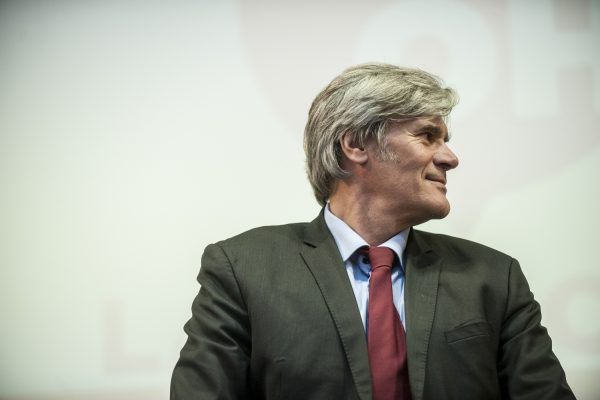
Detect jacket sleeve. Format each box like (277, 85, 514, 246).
(497, 258, 576, 399)
(171, 243, 251, 400)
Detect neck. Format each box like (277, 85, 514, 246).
(328, 185, 415, 246)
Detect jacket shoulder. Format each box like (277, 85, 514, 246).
(412, 229, 513, 264)
(215, 222, 309, 252)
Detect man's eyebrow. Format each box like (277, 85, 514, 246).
(414, 124, 451, 141)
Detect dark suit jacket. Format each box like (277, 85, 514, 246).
(171, 212, 575, 400)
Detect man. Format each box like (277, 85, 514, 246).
(171, 63, 575, 399)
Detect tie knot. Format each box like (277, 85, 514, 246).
(364, 246, 395, 271)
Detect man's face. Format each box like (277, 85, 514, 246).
(363, 116, 459, 225)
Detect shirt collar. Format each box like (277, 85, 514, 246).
(323, 204, 410, 269)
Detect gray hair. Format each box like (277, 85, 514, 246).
(303, 63, 459, 206)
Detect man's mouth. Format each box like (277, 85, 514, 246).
(426, 175, 447, 185)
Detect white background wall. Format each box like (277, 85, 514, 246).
(0, 0, 598, 399)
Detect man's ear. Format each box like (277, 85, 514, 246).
(340, 132, 368, 165)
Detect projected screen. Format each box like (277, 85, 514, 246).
(0, 1, 598, 399)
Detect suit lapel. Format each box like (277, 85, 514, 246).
(300, 212, 372, 400)
(404, 229, 442, 400)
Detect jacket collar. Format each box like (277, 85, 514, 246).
(404, 228, 442, 400)
(301, 211, 373, 400)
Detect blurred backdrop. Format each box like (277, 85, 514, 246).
(0, 0, 599, 399)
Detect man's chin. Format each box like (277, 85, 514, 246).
(438, 202, 451, 217)
(409, 204, 451, 227)
(426, 202, 451, 221)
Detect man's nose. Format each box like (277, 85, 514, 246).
(434, 143, 459, 171)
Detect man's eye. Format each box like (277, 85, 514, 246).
(422, 132, 434, 141)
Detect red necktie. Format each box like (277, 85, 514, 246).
(366, 246, 411, 400)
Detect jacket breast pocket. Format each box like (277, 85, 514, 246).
(445, 320, 492, 344)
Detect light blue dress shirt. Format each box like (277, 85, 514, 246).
(324, 205, 409, 333)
